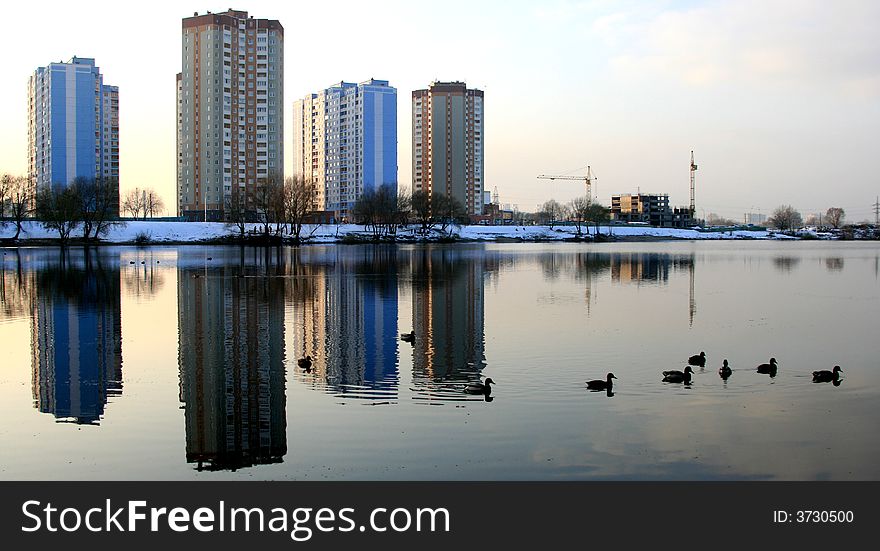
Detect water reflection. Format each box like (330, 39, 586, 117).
(289, 247, 399, 402)
(177, 252, 287, 471)
(122, 253, 166, 298)
(30, 249, 122, 425)
(0, 249, 32, 322)
(773, 256, 801, 272)
(4, 243, 878, 480)
(410, 247, 488, 403)
(825, 257, 844, 272)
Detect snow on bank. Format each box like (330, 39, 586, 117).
(2, 220, 774, 243)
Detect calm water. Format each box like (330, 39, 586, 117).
(0, 242, 878, 480)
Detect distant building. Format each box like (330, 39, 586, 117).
(412, 81, 484, 216)
(611, 193, 694, 228)
(177, 9, 284, 221)
(28, 57, 119, 211)
(293, 79, 397, 219)
(745, 213, 767, 226)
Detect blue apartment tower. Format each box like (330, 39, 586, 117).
(28, 57, 119, 203)
(293, 79, 397, 219)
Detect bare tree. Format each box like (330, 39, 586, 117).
(769, 205, 803, 232)
(541, 199, 565, 229)
(394, 186, 412, 235)
(825, 207, 845, 229)
(74, 177, 120, 240)
(410, 190, 434, 233)
(283, 176, 317, 242)
(433, 192, 468, 234)
(569, 196, 591, 236)
(144, 189, 165, 218)
(36, 186, 80, 245)
(5, 176, 33, 240)
(253, 173, 284, 236)
(122, 188, 145, 219)
(224, 189, 248, 237)
(352, 185, 408, 240)
(585, 201, 611, 236)
(0, 173, 11, 219)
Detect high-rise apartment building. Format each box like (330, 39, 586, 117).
(28, 57, 119, 205)
(293, 79, 397, 219)
(177, 9, 284, 221)
(412, 81, 484, 216)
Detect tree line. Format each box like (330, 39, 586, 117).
(1, 173, 169, 244)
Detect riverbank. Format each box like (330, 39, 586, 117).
(0, 219, 833, 246)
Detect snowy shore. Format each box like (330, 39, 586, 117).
(1, 220, 783, 244)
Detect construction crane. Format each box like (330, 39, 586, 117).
(537, 166, 596, 201)
(690, 151, 697, 218)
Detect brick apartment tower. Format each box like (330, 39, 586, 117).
(177, 9, 283, 221)
(412, 81, 484, 216)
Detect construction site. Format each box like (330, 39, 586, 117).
(529, 151, 701, 228)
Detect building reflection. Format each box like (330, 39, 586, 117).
(289, 247, 399, 401)
(30, 249, 122, 425)
(177, 250, 287, 471)
(825, 257, 844, 272)
(409, 247, 487, 400)
(0, 249, 33, 322)
(535, 251, 696, 321)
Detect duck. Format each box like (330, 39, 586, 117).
(464, 378, 495, 395)
(297, 355, 313, 370)
(756, 358, 778, 375)
(719, 359, 732, 379)
(688, 351, 707, 367)
(812, 365, 842, 383)
(586, 373, 616, 391)
(400, 331, 415, 343)
(663, 366, 694, 383)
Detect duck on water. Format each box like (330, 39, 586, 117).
(757, 358, 778, 376)
(663, 366, 694, 383)
(812, 365, 843, 384)
(464, 378, 495, 395)
(688, 352, 706, 367)
(586, 373, 616, 391)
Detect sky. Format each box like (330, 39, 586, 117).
(1, 0, 878, 222)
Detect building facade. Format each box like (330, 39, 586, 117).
(293, 79, 397, 219)
(177, 9, 284, 221)
(412, 81, 484, 216)
(28, 57, 119, 201)
(611, 193, 694, 228)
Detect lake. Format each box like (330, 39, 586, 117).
(1, 241, 878, 480)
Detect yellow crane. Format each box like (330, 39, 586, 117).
(537, 166, 596, 201)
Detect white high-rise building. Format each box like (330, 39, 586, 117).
(177, 9, 284, 221)
(293, 79, 397, 220)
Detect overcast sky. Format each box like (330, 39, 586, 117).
(1, 0, 877, 221)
